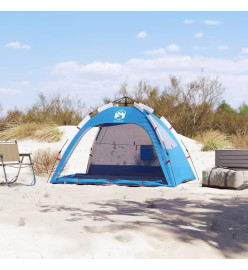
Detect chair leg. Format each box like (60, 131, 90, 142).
(1, 155, 8, 184)
(1, 155, 17, 186)
(16, 156, 24, 179)
(0, 155, 36, 186)
(28, 155, 36, 186)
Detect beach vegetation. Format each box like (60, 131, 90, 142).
(194, 130, 232, 151)
(32, 148, 60, 174)
(0, 122, 63, 142)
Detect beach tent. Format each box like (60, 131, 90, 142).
(50, 97, 196, 187)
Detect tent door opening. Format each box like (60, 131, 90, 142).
(86, 123, 166, 182)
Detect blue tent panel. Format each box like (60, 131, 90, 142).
(55, 175, 168, 187)
(140, 145, 154, 160)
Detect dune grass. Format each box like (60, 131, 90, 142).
(0, 122, 63, 142)
(231, 130, 248, 149)
(195, 130, 232, 151)
(32, 148, 60, 174)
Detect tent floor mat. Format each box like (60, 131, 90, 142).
(52, 173, 168, 186)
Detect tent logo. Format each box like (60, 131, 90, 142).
(114, 110, 126, 120)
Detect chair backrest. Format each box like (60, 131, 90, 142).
(0, 142, 20, 162)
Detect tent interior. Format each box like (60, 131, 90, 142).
(62, 123, 167, 184)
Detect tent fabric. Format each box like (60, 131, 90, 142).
(50, 106, 196, 187)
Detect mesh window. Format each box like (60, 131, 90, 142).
(87, 123, 164, 178)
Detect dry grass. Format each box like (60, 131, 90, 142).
(195, 130, 232, 151)
(231, 130, 248, 149)
(0, 122, 63, 142)
(32, 148, 60, 174)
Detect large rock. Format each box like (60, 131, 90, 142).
(202, 167, 248, 190)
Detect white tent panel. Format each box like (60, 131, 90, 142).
(147, 115, 177, 149)
(133, 102, 144, 112)
(139, 103, 154, 113)
(97, 103, 113, 113)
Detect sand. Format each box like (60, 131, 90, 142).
(0, 126, 248, 259)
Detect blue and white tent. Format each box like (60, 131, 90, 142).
(50, 99, 196, 187)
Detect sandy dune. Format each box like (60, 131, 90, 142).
(0, 126, 248, 259)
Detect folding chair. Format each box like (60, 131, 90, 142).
(0, 140, 36, 186)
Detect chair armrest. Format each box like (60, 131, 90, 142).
(19, 153, 31, 156)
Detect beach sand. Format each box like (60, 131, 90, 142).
(0, 126, 248, 259)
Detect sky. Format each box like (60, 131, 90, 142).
(0, 11, 248, 113)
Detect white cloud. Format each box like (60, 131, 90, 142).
(242, 48, 248, 54)
(52, 61, 123, 77)
(42, 54, 248, 109)
(202, 20, 221, 25)
(217, 45, 229, 50)
(184, 19, 194, 24)
(5, 42, 31, 50)
(0, 88, 23, 94)
(136, 31, 147, 38)
(167, 44, 180, 52)
(144, 48, 166, 55)
(194, 32, 204, 38)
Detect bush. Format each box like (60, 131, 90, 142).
(104, 74, 224, 138)
(32, 148, 60, 174)
(0, 122, 63, 142)
(4, 92, 85, 126)
(231, 129, 248, 149)
(195, 130, 232, 151)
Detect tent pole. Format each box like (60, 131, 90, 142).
(163, 143, 177, 187)
(155, 110, 199, 180)
(47, 139, 68, 183)
(180, 139, 199, 180)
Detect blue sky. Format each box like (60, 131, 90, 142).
(1, 11, 248, 113)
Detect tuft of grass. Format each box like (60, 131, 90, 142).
(32, 148, 60, 174)
(0, 122, 63, 142)
(231, 130, 248, 149)
(35, 124, 63, 142)
(195, 130, 232, 151)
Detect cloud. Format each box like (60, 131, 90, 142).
(202, 20, 221, 25)
(51, 61, 123, 77)
(5, 42, 31, 49)
(0, 88, 23, 94)
(184, 19, 194, 24)
(144, 48, 166, 55)
(217, 45, 229, 50)
(194, 32, 204, 38)
(242, 48, 248, 54)
(42, 54, 248, 109)
(167, 44, 180, 52)
(136, 31, 147, 38)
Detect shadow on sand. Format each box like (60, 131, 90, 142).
(40, 196, 248, 258)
